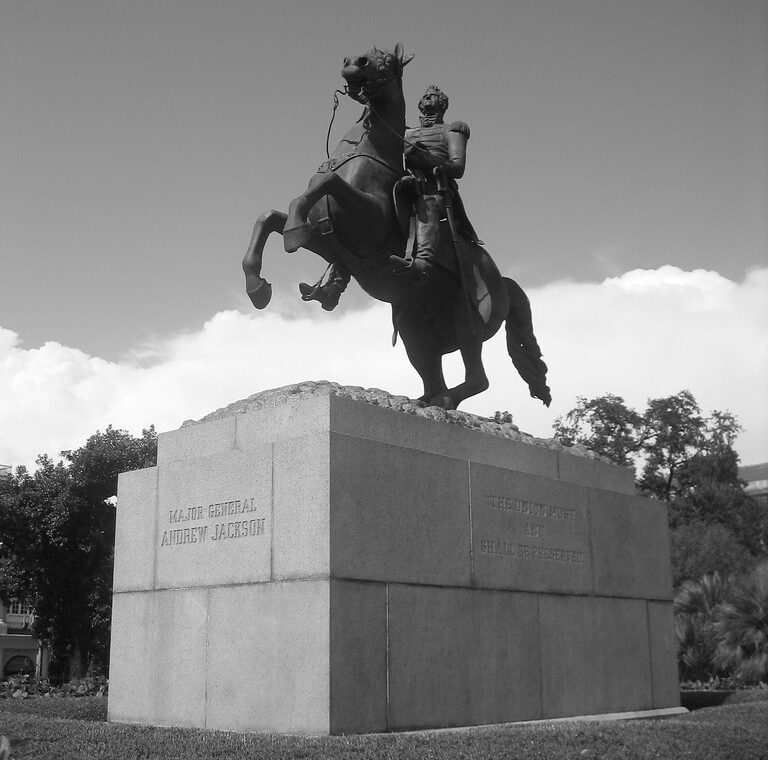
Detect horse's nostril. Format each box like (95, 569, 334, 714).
(355, 56, 369, 68)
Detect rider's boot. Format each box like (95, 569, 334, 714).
(391, 203, 438, 281)
(299, 265, 350, 311)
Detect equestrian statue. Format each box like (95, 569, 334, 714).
(242, 43, 551, 410)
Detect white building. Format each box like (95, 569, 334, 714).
(0, 599, 48, 678)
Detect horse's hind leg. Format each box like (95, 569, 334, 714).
(243, 209, 287, 309)
(433, 335, 489, 410)
(433, 303, 488, 409)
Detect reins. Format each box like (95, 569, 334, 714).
(325, 87, 348, 159)
(323, 78, 434, 173)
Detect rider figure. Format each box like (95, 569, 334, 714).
(390, 85, 478, 278)
(298, 84, 478, 309)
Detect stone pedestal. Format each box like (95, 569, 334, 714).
(108, 387, 681, 734)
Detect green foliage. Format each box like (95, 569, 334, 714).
(0, 426, 157, 678)
(553, 393, 642, 467)
(638, 390, 706, 500)
(713, 562, 768, 682)
(675, 572, 732, 681)
(675, 564, 768, 684)
(670, 523, 753, 588)
(553, 389, 766, 585)
(0, 675, 107, 701)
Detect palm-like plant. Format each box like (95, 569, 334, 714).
(674, 572, 731, 680)
(713, 561, 768, 683)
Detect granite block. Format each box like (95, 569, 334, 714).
(157, 415, 236, 466)
(387, 585, 542, 729)
(155, 449, 272, 589)
(329, 580, 387, 734)
(539, 595, 652, 718)
(109, 589, 208, 727)
(329, 433, 471, 586)
(557, 451, 636, 494)
(590, 492, 673, 600)
(111, 388, 680, 734)
(647, 601, 680, 708)
(272, 432, 330, 580)
(471, 463, 592, 593)
(205, 580, 330, 734)
(330, 396, 560, 479)
(113, 467, 158, 592)
(235, 394, 332, 449)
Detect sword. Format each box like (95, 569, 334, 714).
(434, 168, 490, 326)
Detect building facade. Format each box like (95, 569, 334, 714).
(0, 599, 48, 679)
(739, 462, 768, 506)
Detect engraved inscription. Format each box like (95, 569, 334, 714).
(480, 492, 585, 566)
(211, 518, 266, 541)
(479, 539, 585, 564)
(159, 496, 267, 548)
(485, 494, 577, 521)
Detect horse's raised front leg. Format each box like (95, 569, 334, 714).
(284, 172, 384, 253)
(242, 209, 287, 309)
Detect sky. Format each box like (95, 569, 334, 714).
(1, 0, 767, 469)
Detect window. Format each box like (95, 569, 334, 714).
(7, 601, 33, 616)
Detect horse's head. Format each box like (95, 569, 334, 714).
(342, 43, 413, 106)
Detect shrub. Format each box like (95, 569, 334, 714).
(675, 572, 731, 680)
(675, 562, 768, 683)
(713, 561, 768, 683)
(0, 675, 107, 700)
(671, 522, 753, 587)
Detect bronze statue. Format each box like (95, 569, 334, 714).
(390, 84, 479, 279)
(242, 44, 550, 410)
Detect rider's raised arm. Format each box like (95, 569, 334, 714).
(445, 121, 469, 179)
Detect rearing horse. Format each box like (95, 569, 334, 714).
(242, 43, 551, 410)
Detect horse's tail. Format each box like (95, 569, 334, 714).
(503, 277, 551, 407)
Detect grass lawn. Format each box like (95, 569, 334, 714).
(1, 697, 767, 760)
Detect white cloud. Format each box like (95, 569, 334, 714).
(1, 266, 766, 470)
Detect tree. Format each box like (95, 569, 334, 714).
(637, 390, 706, 501)
(553, 390, 766, 585)
(670, 523, 753, 588)
(553, 394, 642, 467)
(0, 426, 156, 678)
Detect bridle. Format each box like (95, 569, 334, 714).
(324, 72, 434, 167)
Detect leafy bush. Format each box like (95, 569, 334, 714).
(0, 675, 107, 700)
(675, 572, 731, 680)
(713, 562, 768, 681)
(670, 523, 753, 587)
(675, 562, 768, 683)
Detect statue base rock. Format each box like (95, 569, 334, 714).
(108, 382, 682, 734)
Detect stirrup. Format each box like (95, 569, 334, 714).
(390, 254, 413, 273)
(298, 281, 342, 311)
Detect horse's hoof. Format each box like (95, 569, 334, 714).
(247, 279, 272, 309)
(284, 223, 312, 253)
(427, 393, 457, 410)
